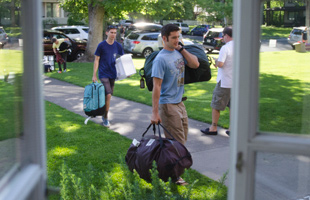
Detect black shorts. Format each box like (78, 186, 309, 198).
(100, 78, 115, 95)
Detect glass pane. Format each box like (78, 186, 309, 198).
(0, 2, 23, 180)
(259, 25, 310, 135)
(254, 152, 310, 200)
(46, 3, 52, 17)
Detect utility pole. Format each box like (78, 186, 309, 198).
(306, 0, 309, 42)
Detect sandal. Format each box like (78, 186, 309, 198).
(175, 177, 188, 186)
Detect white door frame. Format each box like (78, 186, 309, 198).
(0, 0, 47, 199)
(229, 0, 310, 199)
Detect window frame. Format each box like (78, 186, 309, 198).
(0, 0, 47, 199)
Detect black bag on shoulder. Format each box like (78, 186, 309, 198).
(59, 41, 70, 52)
(139, 44, 212, 91)
(125, 123, 193, 182)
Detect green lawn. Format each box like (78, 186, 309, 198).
(45, 50, 310, 134)
(46, 101, 227, 199)
(260, 26, 292, 39)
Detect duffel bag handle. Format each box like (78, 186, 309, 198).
(142, 123, 176, 141)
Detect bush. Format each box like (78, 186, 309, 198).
(59, 160, 200, 200)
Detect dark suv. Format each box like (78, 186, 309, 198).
(43, 29, 87, 61)
(203, 28, 224, 53)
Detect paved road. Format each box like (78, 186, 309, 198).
(183, 35, 293, 52)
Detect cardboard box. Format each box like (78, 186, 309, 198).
(115, 54, 136, 81)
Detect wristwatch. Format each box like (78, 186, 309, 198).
(178, 47, 184, 53)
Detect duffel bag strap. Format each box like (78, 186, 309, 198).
(141, 123, 176, 147)
(142, 123, 156, 137)
(158, 123, 176, 141)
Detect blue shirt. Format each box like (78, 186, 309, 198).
(94, 41, 124, 79)
(151, 49, 185, 104)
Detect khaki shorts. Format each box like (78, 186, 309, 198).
(211, 81, 231, 111)
(159, 102, 188, 145)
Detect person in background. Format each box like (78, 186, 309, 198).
(151, 23, 199, 185)
(52, 37, 69, 73)
(92, 25, 124, 127)
(200, 27, 233, 136)
(120, 25, 125, 39)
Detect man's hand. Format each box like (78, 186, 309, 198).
(151, 112, 161, 124)
(92, 75, 97, 83)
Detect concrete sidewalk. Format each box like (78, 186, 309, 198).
(43, 76, 230, 183)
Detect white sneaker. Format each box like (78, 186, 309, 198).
(102, 118, 110, 128)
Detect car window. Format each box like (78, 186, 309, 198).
(128, 33, 140, 40)
(292, 29, 303, 35)
(141, 34, 159, 41)
(52, 34, 67, 39)
(43, 33, 52, 42)
(181, 24, 188, 27)
(82, 28, 89, 33)
(207, 31, 222, 38)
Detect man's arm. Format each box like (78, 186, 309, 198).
(92, 55, 100, 82)
(151, 77, 163, 124)
(213, 57, 224, 68)
(176, 45, 199, 69)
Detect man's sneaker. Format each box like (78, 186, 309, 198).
(102, 118, 110, 128)
(58, 71, 62, 73)
(63, 69, 67, 72)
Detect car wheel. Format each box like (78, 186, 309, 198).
(191, 32, 194, 36)
(142, 48, 153, 58)
(291, 45, 295, 50)
(207, 49, 213, 53)
(75, 50, 85, 60)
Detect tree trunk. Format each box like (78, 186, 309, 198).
(266, 0, 271, 26)
(86, 3, 105, 62)
(10, 0, 16, 26)
(306, 0, 310, 27)
(306, 0, 309, 43)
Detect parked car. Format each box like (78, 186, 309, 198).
(129, 23, 162, 32)
(119, 19, 134, 27)
(157, 33, 194, 50)
(0, 26, 8, 48)
(43, 29, 87, 61)
(51, 26, 89, 41)
(203, 28, 224, 53)
(287, 26, 308, 49)
(124, 31, 160, 58)
(173, 23, 190, 34)
(190, 25, 213, 36)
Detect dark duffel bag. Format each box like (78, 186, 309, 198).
(125, 123, 193, 182)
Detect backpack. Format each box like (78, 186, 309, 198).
(83, 82, 105, 124)
(59, 41, 70, 52)
(139, 44, 212, 91)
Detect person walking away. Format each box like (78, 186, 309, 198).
(120, 25, 125, 40)
(200, 27, 233, 136)
(151, 24, 199, 185)
(52, 37, 69, 73)
(92, 25, 124, 127)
